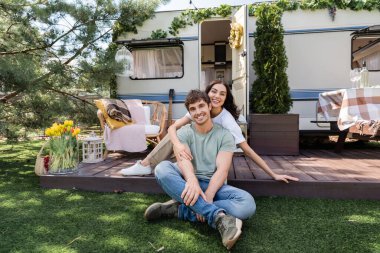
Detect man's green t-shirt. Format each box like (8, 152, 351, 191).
(177, 123, 235, 180)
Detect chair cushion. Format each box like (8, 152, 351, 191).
(95, 99, 126, 130)
(144, 124, 160, 135)
(143, 106, 151, 125)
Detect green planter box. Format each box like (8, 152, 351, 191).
(249, 114, 299, 155)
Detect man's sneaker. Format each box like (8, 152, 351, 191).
(215, 214, 243, 250)
(120, 160, 152, 176)
(144, 199, 179, 221)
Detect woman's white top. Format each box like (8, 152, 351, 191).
(185, 108, 245, 145)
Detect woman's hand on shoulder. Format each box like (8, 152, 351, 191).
(174, 143, 193, 161)
(273, 174, 299, 183)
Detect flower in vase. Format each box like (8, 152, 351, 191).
(45, 121, 81, 173)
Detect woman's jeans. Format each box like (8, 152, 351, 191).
(155, 161, 256, 228)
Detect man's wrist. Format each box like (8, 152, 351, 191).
(205, 190, 215, 200)
(187, 175, 198, 183)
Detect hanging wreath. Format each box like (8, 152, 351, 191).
(228, 23, 243, 49)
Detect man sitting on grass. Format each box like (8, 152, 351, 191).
(144, 90, 256, 250)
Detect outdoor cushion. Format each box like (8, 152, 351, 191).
(144, 124, 160, 135)
(143, 106, 151, 125)
(95, 99, 127, 130)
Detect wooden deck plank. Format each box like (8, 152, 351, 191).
(245, 158, 272, 180)
(95, 158, 151, 177)
(301, 150, 363, 182)
(83, 157, 130, 176)
(319, 149, 380, 170)
(229, 180, 380, 200)
(40, 175, 163, 193)
(261, 156, 313, 181)
(282, 153, 341, 181)
(233, 156, 254, 180)
(77, 156, 123, 176)
(270, 156, 316, 181)
(343, 150, 380, 167)
(261, 156, 289, 175)
(40, 149, 380, 200)
(308, 150, 380, 181)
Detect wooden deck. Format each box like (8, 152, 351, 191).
(40, 149, 380, 200)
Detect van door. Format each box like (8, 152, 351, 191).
(231, 5, 248, 117)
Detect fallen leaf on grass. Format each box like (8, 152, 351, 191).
(67, 235, 82, 245)
(149, 241, 165, 252)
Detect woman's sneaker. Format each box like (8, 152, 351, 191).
(215, 214, 243, 250)
(120, 160, 152, 176)
(144, 199, 179, 221)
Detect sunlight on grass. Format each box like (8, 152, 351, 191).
(35, 244, 78, 253)
(162, 226, 202, 243)
(347, 215, 379, 224)
(371, 242, 380, 252)
(35, 225, 52, 235)
(44, 189, 70, 197)
(98, 214, 124, 223)
(0, 199, 19, 208)
(105, 236, 132, 250)
(0, 193, 9, 199)
(19, 191, 34, 197)
(65, 194, 84, 202)
(56, 209, 79, 218)
(25, 197, 42, 206)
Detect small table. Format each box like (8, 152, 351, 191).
(318, 87, 380, 131)
(317, 87, 380, 151)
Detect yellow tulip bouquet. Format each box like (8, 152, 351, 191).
(44, 120, 80, 174)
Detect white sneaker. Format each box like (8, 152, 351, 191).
(120, 160, 152, 176)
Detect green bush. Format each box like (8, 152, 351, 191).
(250, 4, 292, 114)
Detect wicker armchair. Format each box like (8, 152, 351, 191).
(97, 100, 167, 157)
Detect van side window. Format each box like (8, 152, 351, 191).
(131, 46, 183, 79)
(351, 25, 380, 71)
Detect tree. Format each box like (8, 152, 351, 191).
(0, 0, 163, 141)
(250, 3, 292, 114)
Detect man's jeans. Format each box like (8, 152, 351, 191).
(155, 161, 256, 228)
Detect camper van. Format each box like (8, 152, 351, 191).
(115, 1, 380, 133)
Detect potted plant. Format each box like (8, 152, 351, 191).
(249, 3, 299, 155)
(43, 120, 81, 174)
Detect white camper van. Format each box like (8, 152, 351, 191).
(115, 1, 380, 133)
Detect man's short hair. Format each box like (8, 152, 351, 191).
(184, 90, 211, 111)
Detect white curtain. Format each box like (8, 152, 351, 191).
(133, 47, 182, 78)
(201, 67, 215, 89)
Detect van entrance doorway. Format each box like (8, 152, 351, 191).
(200, 5, 248, 117)
(200, 19, 232, 90)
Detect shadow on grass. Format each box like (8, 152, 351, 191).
(0, 141, 379, 252)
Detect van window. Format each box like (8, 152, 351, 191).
(131, 46, 183, 79)
(351, 26, 380, 71)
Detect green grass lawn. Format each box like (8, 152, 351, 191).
(1, 141, 380, 253)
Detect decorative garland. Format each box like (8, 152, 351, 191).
(228, 23, 243, 49)
(160, 0, 380, 38)
(249, 0, 380, 16)
(168, 4, 233, 36)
